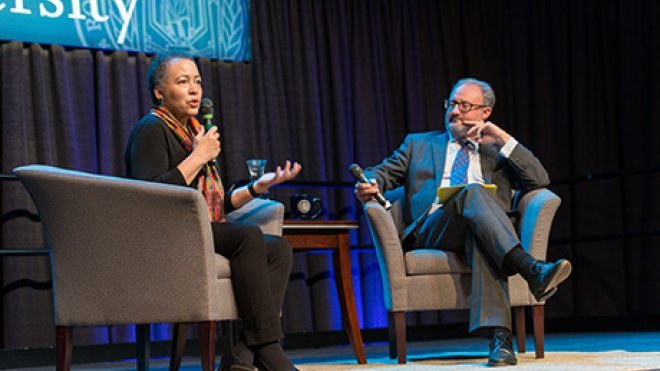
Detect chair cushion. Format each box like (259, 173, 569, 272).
(215, 254, 232, 279)
(405, 249, 471, 275)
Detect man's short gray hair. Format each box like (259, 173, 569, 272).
(451, 78, 496, 108)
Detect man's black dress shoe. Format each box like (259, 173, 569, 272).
(527, 259, 572, 302)
(488, 329, 517, 367)
(219, 353, 257, 371)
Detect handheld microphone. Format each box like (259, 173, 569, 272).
(349, 163, 392, 210)
(201, 97, 215, 131)
(200, 98, 218, 165)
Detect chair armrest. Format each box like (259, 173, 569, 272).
(225, 198, 285, 237)
(516, 188, 561, 260)
(364, 200, 407, 309)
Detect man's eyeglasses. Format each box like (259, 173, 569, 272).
(444, 99, 488, 113)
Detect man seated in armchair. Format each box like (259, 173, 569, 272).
(354, 78, 572, 367)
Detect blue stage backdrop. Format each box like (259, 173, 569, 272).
(0, 0, 251, 60)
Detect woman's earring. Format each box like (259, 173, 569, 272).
(157, 97, 164, 105)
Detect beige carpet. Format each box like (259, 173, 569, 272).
(290, 332, 660, 371)
(7, 332, 660, 370)
(296, 351, 660, 370)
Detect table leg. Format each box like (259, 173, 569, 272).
(136, 324, 150, 371)
(332, 231, 367, 364)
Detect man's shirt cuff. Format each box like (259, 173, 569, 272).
(499, 137, 518, 158)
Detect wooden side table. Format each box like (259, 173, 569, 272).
(282, 220, 366, 364)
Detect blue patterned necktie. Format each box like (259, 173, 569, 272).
(450, 144, 469, 186)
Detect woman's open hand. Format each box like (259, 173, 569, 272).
(253, 160, 302, 193)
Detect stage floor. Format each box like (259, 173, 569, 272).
(7, 331, 660, 370)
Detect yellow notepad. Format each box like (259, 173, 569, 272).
(434, 184, 498, 205)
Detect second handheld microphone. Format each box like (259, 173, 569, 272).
(349, 163, 392, 210)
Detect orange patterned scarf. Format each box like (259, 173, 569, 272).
(151, 107, 225, 222)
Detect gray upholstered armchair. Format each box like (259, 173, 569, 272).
(364, 186, 561, 364)
(13, 164, 284, 371)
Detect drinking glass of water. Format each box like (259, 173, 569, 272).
(246, 159, 267, 181)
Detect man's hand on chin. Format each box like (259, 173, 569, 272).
(464, 121, 512, 146)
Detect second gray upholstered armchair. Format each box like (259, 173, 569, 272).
(364, 186, 561, 364)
